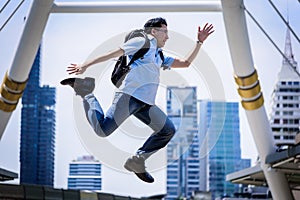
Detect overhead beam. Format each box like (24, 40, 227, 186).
(51, 1, 222, 13)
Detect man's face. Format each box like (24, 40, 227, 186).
(152, 24, 169, 48)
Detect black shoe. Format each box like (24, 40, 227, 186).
(124, 155, 154, 183)
(60, 77, 95, 98)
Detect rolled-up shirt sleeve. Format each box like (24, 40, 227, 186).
(120, 37, 146, 56)
(162, 54, 175, 70)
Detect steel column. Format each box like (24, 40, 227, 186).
(0, 0, 54, 139)
(221, 0, 293, 199)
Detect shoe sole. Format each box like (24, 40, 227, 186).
(134, 173, 154, 183)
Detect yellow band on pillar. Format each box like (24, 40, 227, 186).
(234, 70, 258, 87)
(0, 83, 24, 102)
(0, 99, 18, 112)
(0, 71, 27, 112)
(234, 69, 264, 110)
(237, 81, 261, 99)
(241, 93, 264, 110)
(3, 71, 28, 91)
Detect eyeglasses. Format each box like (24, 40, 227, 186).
(154, 28, 168, 34)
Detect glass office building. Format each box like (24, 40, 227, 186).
(20, 46, 56, 186)
(68, 155, 102, 191)
(166, 86, 199, 199)
(199, 101, 250, 199)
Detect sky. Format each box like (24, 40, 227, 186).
(0, 0, 299, 198)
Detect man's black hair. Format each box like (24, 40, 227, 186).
(143, 17, 167, 34)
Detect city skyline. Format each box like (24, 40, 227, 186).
(0, 0, 299, 197)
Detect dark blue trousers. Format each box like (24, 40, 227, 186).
(83, 92, 176, 159)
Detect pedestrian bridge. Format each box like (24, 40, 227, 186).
(0, 1, 299, 199)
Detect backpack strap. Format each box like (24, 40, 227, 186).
(127, 31, 150, 67)
(159, 50, 169, 70)
(158, 50, 165, 63)
(124, 29, 165, 67)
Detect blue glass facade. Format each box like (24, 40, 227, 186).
(68, 156, 102, 191)
(20, 46, 56, 186)
(199, 101, 250, 199)
(166, 87, 199, 199)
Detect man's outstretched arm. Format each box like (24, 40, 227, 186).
(67, 48, 124, 75)
(171, 23, 214, 68)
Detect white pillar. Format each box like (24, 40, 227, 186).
(0, 0, 54, 139)
(221, 0, 293, 199)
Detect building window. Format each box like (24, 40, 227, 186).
(283, 136, 289, 140)
(272, 128, 281, 132)
(283, 111, 293, 115)
(274, 119, 280, 124)
(274, 135, 280, 140)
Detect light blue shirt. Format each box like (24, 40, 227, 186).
(119, 35, 174, 105)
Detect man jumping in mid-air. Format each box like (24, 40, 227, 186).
(61, 17, 214, 183)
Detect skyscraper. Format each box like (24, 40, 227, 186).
(199, 101, 250, 199)
(68, 155, 102, 191)
(269, 27, 300, 146)
(166, 86, 199, 199)
(20, 46, 56, 186)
